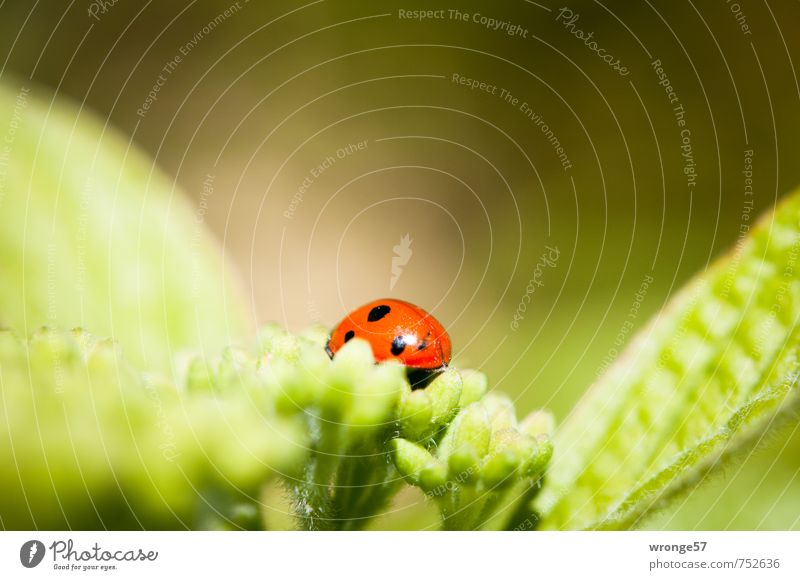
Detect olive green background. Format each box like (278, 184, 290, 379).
(2, 0, 798, 529)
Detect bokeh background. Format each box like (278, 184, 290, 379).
(2, 0, 799, 529)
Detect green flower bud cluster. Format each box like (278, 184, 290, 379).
(256, 324, 547, 530)
(392, 387, 554, 530)
(0, 327, 305, 530)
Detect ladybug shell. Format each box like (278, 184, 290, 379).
(326, 299, 451, 370)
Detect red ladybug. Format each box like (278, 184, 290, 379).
(326, 299, 452, 373)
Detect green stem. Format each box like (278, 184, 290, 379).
(293, 413, 343, 530)
(333, 440, 400, 530)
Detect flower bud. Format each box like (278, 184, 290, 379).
(324, 338, 375, 415)
(440, 402, 491, 464)
(519, 409, 556, 438)
(28, 326, 82, 373)
(448, 448, 481, 484)
(392, 438, 441, 489)
(270, 359, 321, 413)
(459, 369, 489, 406)
(258, 324, 301, 362)
(70, 327, 94, 356)
(345, 363, 405, 429)
(426, 369, 463, 425)
(397, 389, 434, 440)
(299, 324, 330, 348)
(526, 434, 554, 476)
(215, 347, 255, 391)
(481, 429, 533, 488)
(185, 356, 215, 392)
(86, 338, 126, 378)
(483, 393, 517, 432)
(419, 462, 448, 491)
(480, 449, 520, 489)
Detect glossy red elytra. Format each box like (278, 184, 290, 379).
(326, 299, 451, 386)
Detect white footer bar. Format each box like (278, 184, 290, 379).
(2, 531, 798, 579)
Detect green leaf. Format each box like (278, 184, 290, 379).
(0, 80, 250, 373)
(536, 188, 800, 530)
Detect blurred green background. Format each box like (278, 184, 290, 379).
(1, 0, 799, 529)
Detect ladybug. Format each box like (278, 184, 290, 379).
(326, 299, 451, 388)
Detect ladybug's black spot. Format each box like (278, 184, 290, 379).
(391, 336, 406, 356)
(417, 332, 431, 351)
(344, 330, 355, 343)
(367, 304, 391, 322)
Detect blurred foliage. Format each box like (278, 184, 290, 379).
(2, 0, 800, 530)
(0, 80, 251, 374)
(0, 327, 305, 529)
